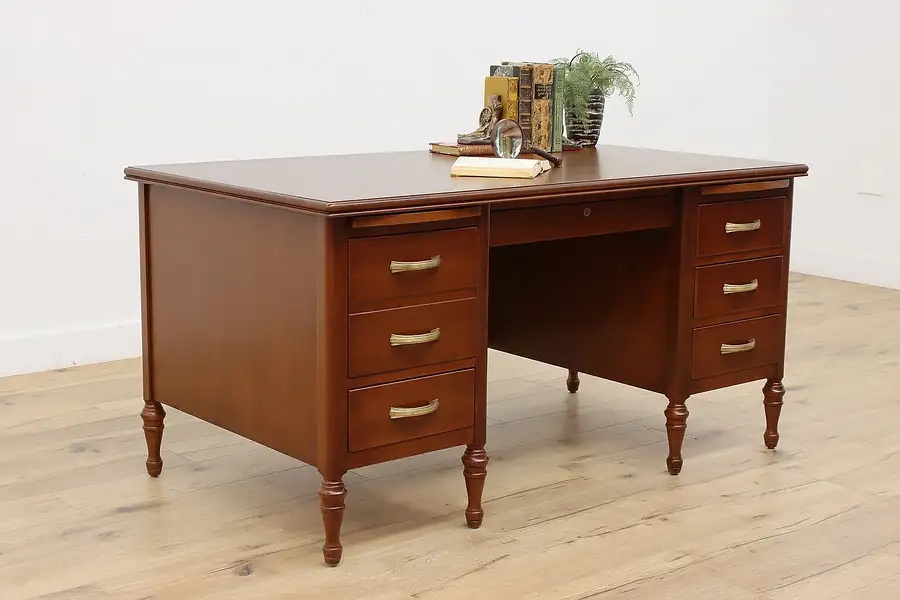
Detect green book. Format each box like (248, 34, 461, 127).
(551, 64, 565, 153)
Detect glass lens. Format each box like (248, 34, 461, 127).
(491, 119, 523, 159)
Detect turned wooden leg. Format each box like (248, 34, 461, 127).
(141, 400, 165, 477)
(763, 379, 785, 450)
(664, 397, 689, 475)
(462, 447, 489, 528)
(566, 369, 580, 393)
(319, 478, 347, 566)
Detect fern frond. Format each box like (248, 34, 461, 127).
(551, 50, 640, 120)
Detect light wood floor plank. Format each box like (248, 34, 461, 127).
(0, 274, 898, 600)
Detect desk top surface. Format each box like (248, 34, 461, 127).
(125, 145, 808, 215)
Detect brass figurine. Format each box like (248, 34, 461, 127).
(458, 94, 503, 145)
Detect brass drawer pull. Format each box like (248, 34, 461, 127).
(389, 327, 441, 347)
(390, 256, 441, 274)
(723, 279, 759, 295)
(389, 398, 440, 420)
(720, 338, 756, 354)
(725, 219, 761, 234)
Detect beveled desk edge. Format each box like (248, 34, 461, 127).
(124, 148, 808, 217)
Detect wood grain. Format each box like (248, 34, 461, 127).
(700, 178, 790, 195)
(488, 229, 675, 394)
(348, 226, 478, 310)
(316, 217, 350, 565)
(1, 273, 898, 599)
(348, 298, 479, 379)
(687, 363, 778, 394)
(696, 195, 787, 257)
(346, 427, 473, 470)
(763, 378, 785, 449)
(691, 314, 783, 380)
(665, 187, 700, 475)
(140, 400, 165, 477)
(124, 146, 808, 215)
(351, 206, 482, 228)
(693, 255, 784, 319)
(489, 193, 677, 246)
(461, 447, 488, 528)
(145, 185, 322, 467)
(126, 146, 806, 566)
(348, 369, 475, 452)
(138, 184, 154, 406)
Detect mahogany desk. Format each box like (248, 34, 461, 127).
(124, 146, 808, 566)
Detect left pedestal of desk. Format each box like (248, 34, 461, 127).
(136, 182, 347, 561)
(133, 181, 488, 565)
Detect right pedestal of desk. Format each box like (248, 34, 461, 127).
(488, 178, 794, 475)
(670, 179, 794, 473)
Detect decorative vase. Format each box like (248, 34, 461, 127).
(565, 93, 605, 147)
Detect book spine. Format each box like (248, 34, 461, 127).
(458, 144, 496, 156)
(506, 77, 519, 121)
(484, 75, 519, 121)
(518, 65, 533, 148)
(551, 64, 565, 153)
(531, 64, 554, 152)
(490, 64, 521, 77)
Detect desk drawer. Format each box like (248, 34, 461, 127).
(691, 315, 782, 380)
(348, 369, 475, 452)
(348, 298, 478, 378)
(694, 256, 784, 319)
(696, 196, 786, 257)
(348, 227, 478, 306)
(490, 195, 677, 246)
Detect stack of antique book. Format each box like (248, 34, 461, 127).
(430, 60, 567, 157)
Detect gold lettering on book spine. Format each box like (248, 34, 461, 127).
(507, 77, 519, 121)
(531, 64, 554, 152)
(518, 65, 533, 146)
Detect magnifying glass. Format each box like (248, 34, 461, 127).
(490, 119, 563, 167)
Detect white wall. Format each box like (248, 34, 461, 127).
(769, 0, 900, 290)
(1, 0, 885, 377)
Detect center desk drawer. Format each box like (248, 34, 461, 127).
(348, 298, 478, 378)
(692, 315, 782, 380)
(348, 369, 475, 452)
(696, 196, 786, 257)
(490, 195, 677, 246)
(349, 227, 478, 306)
(694, 256, 784, 319)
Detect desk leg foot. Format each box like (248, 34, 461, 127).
(566, 369, 580, 393)
(141, 400, 165, 477)
(763, 379, 784, 450)
(319, 479, 347, 566)
(664, 398, 689, 475)
(462, 447, 488, 528)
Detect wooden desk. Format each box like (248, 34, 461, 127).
(124, 146, 808, 566)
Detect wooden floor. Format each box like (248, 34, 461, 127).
(1, 273, 899, 599)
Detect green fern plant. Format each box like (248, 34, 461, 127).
(550, 50, 640, 127)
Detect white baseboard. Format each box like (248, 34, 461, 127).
(0, 321, 141, 378)
(790, 245, 900, 290)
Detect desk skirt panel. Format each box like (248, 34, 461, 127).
(487, 228, 675, 394)
(142, 185, 324, 467)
